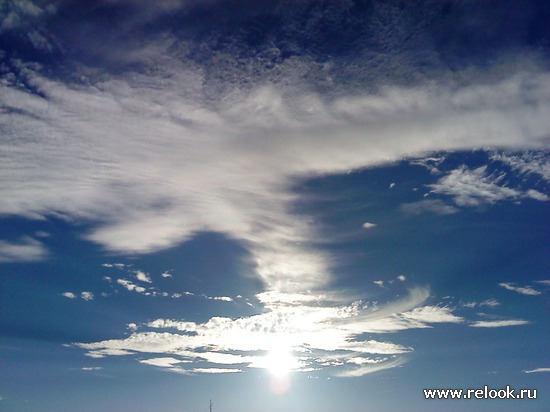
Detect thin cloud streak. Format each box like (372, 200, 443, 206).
(499, 283, 542, 296)
(469, 320, 529, 328)
(522, 368, 550, 373)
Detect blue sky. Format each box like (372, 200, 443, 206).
(1, 1, 549, 411)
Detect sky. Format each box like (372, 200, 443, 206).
(1, 1, 549, 411)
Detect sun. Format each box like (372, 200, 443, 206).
(262, 345, 300, 394)
(264, 346, 297, 378)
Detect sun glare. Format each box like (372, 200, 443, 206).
(264, 347, 297, 378)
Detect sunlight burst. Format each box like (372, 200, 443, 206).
(264, 346, 298, 378)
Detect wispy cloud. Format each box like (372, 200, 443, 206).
(499, 283, 542, 296)
(469, 319, 529, 328)
(489, 151, 550, 181)
(2, 58, 549, 300)
(0, 237, 48, 262)
(428, 166, 521, 207)
(81, 291, 94, 301)
(462, 299, 500, 309)
(522, 367, 550, 374)
(428, 161, 550, 208)
(401, 199, 459, 215)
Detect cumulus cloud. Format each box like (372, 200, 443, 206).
(117, 279, 147, 294)
(81, 291, 94, 301)
(62, 292, 77, 299)
(209, 296, 233, 302)
(362, 222, 377, 229)
(499, 283, 542, 296)
(0, 237, 48, 262)
(135, 271, 152, 283)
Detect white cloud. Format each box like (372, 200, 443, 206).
(536, 280, 550, 286)
(334, 357, 405, 378)
(161, 271, 172, 278)
(428, 160, 550, 208)
(400, 199, 459, 215)
(397, 275, 406, 282)
(81, 367, 103, 371)
(0, 237, 48, 262)
(401, 306, 464, 324)
(210, 296, 233, 302)
(489, 151, 550, 181)
(135, 270, 152, 283)
(2, 61, 549, 298)
(190, 368, 242, 374)
(480, 299, 500, 308)
(139, 357, 188, 368)
(3, 35, 550, 379)
(428, 166, 521, 207)
(525, 189, 549, 201)
(522, 367, 550, 374)
(469, 320, 529, 328)
(462, 299, 500, 308)
(70, 287, 473, 377)
(102, 263, 127, 269)
(62, 292, 77, 299)
(117, 279, 147, 294)
(81, 291, 94, 301)
(499, 282, 541, 296)
(373, 280, 385, 288)
(362, 222, 377, 229)
(84, 348, 135, 358)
